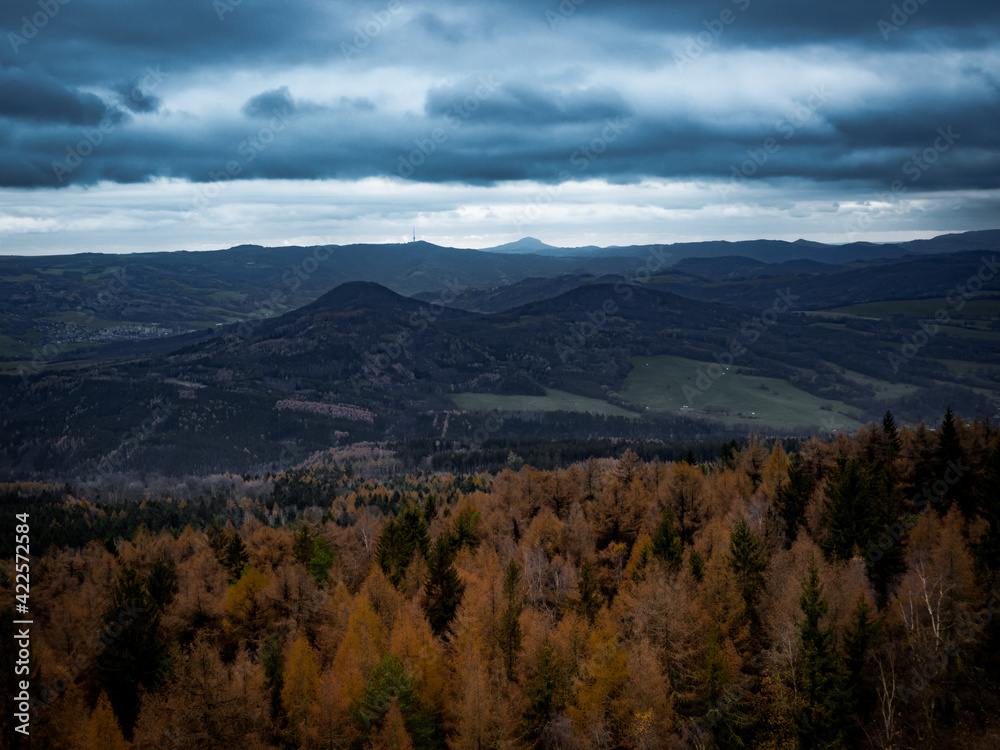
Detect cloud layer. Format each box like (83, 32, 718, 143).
(1, 0, 998, 250)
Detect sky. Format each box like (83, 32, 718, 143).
(1, 0, 998, 255)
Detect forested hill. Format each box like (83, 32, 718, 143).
(2, 411, 999, 748)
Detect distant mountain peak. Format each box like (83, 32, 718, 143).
(485, 237, 559, 253)
(305, 281, 413, 312)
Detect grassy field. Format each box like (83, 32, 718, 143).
(450, 388, 638, 417)
(619, 355, 865, 431)
(830, 297, 1000, 320)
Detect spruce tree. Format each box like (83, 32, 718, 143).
(568, 560, 603, 624)
(821, 460, 877, 561)
(422, 537, 465, 638)
(650, 506, 682, 570)
(794, 561, 851, 750)
(498, 558, 524, 681)
(777, 453, 813, 544)
(729, 520, 767, 629)
(523, 639, 567, 743)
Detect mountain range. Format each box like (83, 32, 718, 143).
(1, 229, 998, 478)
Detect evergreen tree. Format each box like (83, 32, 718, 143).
(777, 452, 812, 545)
(292, 524, 314, 564)
(498, 558, 524, 681)
(974, 440, 1000, 571)
(522, 639, 567, 745)
(307, 536, 334, 586)
(937, 408, 974, 516)
(690, 549, 705, 583)
(843, 596, 883, 722)
(377, 501, 431, 588)
(698, 627, 749, 750)
(794, 561, 851, 750)
(729, 520, 767, 629)
(821, 460, 877, 561)
(881, 410, 901, 456)
(224, 533, 249, 581)
(97, 563, 173, 737)
(352, 654, 437, 750)
(422, 537, 465, 638)
(650, 506, 682, 570)
(261, 628, 284, 719)
(568, 560, 603, 624)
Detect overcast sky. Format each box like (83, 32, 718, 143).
(1, 0, 998, 254)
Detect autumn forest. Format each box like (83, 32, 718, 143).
(3, 409, 1000, 750)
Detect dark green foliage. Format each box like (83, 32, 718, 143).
(224, 533, 249, 581)
(376, 501, 431, 588)
(498, 558, 524, 681)
(974, 440, 1000, 571)
(777, 452, 812, 544)
(728, 520, 767, 627)
(881, 410, 901, 456)
(293, 524, 314, 564)
(690, 549, 705, 583)
(261, 628, 284, 719)
(698, 628, 749, 750)
(650, 506, 682, 569)
(97, 562, 176, 738)
(567, 560, 603, 624)
(843, 596, 883, 721)
(794, 561, 851, 750)
(307, 536, 334, 586)
(422, 537, 465, 638)
(450, 502, 481, 552)
(351, 653, 439, 749)
(821, 460, 877, 561)
(522, 639, 568, 745)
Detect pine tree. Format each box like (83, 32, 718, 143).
(843, 596, 883, 720)
(351, 654, 436, 750)
(568, 560, 603, 624)
(422, 537, 465, 638)
(377, 501, 431, 588)
(308, 536, 334, 586)
(698, 627, 749, 750)
(729, 520, 767, 629)
(224, 533, 249, 581)
(794, 561, 851, 750)
(821, 460, 877, 561)
(97, 563, 171, 737)
(881, 410, 901, 456)
(777, 453, 813, 544)
(522, 638, 567, 744)
(650, 506, 682, 570)
(498, 558, 524, 681)
(293, 524, 314, 564)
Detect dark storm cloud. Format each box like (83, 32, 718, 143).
(242, 86, 296, 119)
(0, 68, 108, 124)
(0, 0, 998, 195)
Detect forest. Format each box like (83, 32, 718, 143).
(2, 409, 999, 749)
